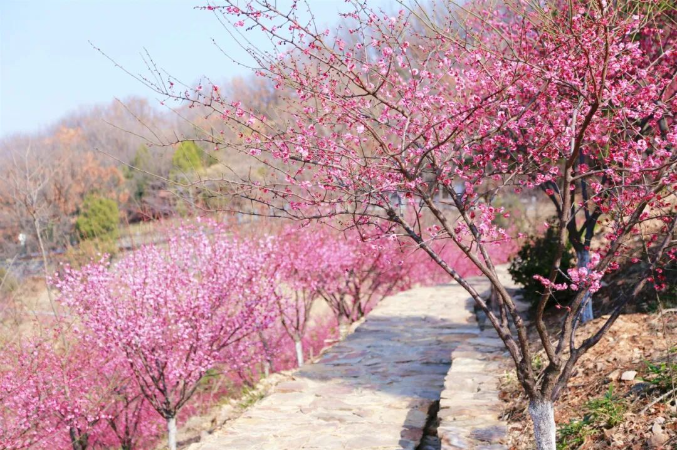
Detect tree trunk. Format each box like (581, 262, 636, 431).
(167, 416, 177, 450)
(258, 330, 273, 377)
(576, 249, 594, 323)
(338, 315, 350, 339)
(488, 285, 500, 314)
(69, 427, 88, 450)
(294, 338, 304, 367)
(529, 398, 556, 450)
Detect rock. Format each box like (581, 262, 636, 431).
(620, 370, 637, 382)
(606, 369, 621, 381)
(402, 409, 428, 427)
(648, 421, 669, 448)
(275, 380, 307, 393)
(630, 382, 652, 395)
(400, 425, 424, 443)
(418, 435, 440, 450)
(439, 426, 471, 449)
(470, 424, 506, 443)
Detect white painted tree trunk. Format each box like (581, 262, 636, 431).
(529, 399, 556, 450)
(295, 339, 304, 367)
(338, 316, 350, 339)
(167, 416, 177, 450)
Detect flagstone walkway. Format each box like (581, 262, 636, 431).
(193, 272, 513, 450)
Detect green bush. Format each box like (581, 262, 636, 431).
(508, 218, 575, 307)
(171, 141, 215, 175)
(75, 194, 120, 241)
(123, 145, 151, 178)
(123, 145, 153, 202)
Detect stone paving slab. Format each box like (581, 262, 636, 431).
(437, 274, 514, 450)
(193, 272, 512, 450)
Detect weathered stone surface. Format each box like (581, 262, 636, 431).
(191, 270, 513, 450)
(437, 274, 512, 449)
(274, 380, 308, 393)
(470, 425, 508, 443)
(439, 426, 471, 448)
(621, 370, 637, 381)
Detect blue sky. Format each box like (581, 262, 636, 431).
(0, 0, 381, 138)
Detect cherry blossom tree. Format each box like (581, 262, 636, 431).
(116, 0, 676, 447)
(315, 230, 412, 336)
(0, 339, 60, 450)
(0, 330, 121, 450)
(90, 358, 161, 450)
(273, 225, 326, 366)
(54, 221, 277, 450)
(272, 223, 413, 364)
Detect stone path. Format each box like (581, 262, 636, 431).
(193, 273, 512, 450)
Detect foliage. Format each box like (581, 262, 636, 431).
(272, 225, 326, 365)
(556, 419, 593, 450)
(584, 386, 627, 428)
(1, 0, 676, 449)
(642, 358, 677, 393)
(531, 354, 544, 372)
(509, 220, 576, 307)
(556, 386, 627, 449)
(0, 216, 454, 449)
(57, 222, 275, 401)
(171, 141, 209, 174)
(0, 140, 124, 256)
(411, 238, 520, 285)
(0, 331, 133, 450)
(123, 145, 151, 179)
(124, 145, 153, 201)
(75, 194, 120, 241)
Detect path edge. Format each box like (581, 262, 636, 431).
(437, 292, 510, 450)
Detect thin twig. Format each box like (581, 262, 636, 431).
(641, 388, 677, 414)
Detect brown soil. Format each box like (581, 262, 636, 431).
(501, 312, 677, 449)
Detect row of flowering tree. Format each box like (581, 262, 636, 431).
(0, 222, 277, 450)
(122, 0, 676, 448)
(4, 219, 484, 450)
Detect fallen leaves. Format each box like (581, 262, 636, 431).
(502, 313, 677, 449)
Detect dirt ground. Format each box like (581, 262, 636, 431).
(500, 312, 677, 449)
